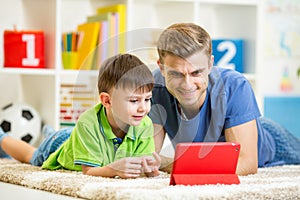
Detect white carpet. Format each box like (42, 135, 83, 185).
(0, 158, 299, 199)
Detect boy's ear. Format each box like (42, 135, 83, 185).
(99, 92, 111, 108)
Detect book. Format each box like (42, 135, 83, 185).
(87, 12, 118, 57)
(66, 32, 72, 52)
(87, 12, 112, 24)
(71, 32, 78, 52)
(97, 4, 126, 53)
(76, 22, 100, 70)
(110, 12, 119, 56)
(88, 21, 109, 69)
(87, 13, 112, 68)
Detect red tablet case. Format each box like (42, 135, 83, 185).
(170, 142, 240, 185)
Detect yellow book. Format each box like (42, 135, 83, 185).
(97, 4, 126, 53)
(76, 22, 100, 70)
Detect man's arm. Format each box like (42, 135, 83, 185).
(153, 123, 166, 153)
(153, 123, 173, 173)
(225, 119, 258, 176)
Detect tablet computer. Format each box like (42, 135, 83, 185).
(170, 142, 240, 185)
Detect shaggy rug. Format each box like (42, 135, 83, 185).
(0, 158, 299, 200)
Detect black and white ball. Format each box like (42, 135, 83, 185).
(0, 103, 42, 145)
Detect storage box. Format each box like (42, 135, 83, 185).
(4, 30, 45, 68)
(212, 39, 244, 73)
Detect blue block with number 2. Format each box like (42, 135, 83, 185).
(212, 39, 244, 73)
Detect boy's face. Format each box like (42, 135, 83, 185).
(159, 51, 213, 110)
(109, 87, 152, 129)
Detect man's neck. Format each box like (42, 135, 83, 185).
(178, 92, 206, 119)
(178, 104, 198, 120)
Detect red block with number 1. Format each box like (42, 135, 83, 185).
(4, 30, 45, 68)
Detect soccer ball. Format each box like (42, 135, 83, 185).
(0, 103, 42, 145)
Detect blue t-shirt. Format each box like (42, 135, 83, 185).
(149, 67, 276, 167)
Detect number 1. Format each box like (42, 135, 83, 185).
(22, 34, 40, 66)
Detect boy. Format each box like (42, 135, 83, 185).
(0, 53, 161, 178)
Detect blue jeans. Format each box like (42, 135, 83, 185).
(260, 117, 300, 165)
(30, 128, 73, 166)
(0, 127, 10, 158)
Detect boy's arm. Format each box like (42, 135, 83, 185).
(225, 119, 258, 176)
(153, 123, 174, 173)
(81, 157, 143, 178)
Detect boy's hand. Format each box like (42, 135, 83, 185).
(142, 152, 161, 177)
(108, 157, 143, 179)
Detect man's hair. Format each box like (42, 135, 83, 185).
(98, 54, 154, 94)
(157, 23, 212, 64)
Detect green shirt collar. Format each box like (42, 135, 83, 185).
(98, 103, 136, 141)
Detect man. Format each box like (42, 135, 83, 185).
(149, 23, 300, 175)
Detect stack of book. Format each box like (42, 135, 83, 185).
(61, 4, 126, 70)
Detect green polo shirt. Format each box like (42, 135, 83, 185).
(42, 103, 155, 171)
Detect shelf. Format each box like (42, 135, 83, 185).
(0, 0, 262, 129)
(60, 69, 98, 77)
(161, 0, 258, 6)
(0, 68, 56, 76)
(197, 0, 258, 6)
(243, 73, 256, 81)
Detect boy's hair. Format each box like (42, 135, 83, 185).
(98, 54, 154, 94)
(157, 23, 212, 64)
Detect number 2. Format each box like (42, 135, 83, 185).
(216, 41, 236, 69)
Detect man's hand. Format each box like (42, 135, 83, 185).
(158, 154, 173, 173)
(141, 152, 161, 177)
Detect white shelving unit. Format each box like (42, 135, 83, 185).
(0, 0, 260, 130)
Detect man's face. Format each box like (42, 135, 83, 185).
(160, 51, 213, 109)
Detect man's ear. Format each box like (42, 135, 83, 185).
(157, 60, 165, 76)
(208, 55, 214, 73)
(99, 92, 111, 108)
